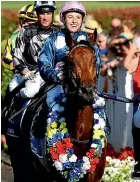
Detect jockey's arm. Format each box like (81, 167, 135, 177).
(2, 38, 14, 70)
(38, 35, 59, 83)
(13, 27, 29, 75)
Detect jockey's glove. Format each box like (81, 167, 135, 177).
(25, 71, 37, 81)
(55, 62, 65, 82)
(55, 62, 65, 71)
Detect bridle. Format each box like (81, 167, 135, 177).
(64, 42, 98, 106)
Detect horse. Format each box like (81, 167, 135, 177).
(30, 31, 108, 182)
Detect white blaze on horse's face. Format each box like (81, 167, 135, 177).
(65, 12, 83, 33)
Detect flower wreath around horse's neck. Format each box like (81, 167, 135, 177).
(46, 91, 107, 182)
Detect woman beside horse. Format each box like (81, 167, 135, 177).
(36, 1, 109, 181)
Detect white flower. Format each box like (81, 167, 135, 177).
(93, 124, 101, 130)
(69, 154, 77, 162)
(59, 154, 68, 163)
(82, 163, 91, 170)
(83, 156, 90, 163)
(93, 97, 105, 108)
(94, 113, 99, 120)
(92, 103, 98, 109)
(54, 161, 63, 171)
(106, 156, 112, 162)
(82, 169, 87, 174)
(47, 118, 52, 124)
(98, 118, 105, 129)
(91, 143, 98, 149)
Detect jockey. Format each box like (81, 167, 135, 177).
(9, 1, 59, 98)
(38, 1, 90, 85)
(1, 4, 37, 99)
(4, 2, 60, 182)
(1, 4, 37, 151)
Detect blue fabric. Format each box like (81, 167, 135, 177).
(133, 94, 140, 128)
(30, 134, 46, 158)
(99, 48, 108, 56)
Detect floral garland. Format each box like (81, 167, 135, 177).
(46, 91, 107, 182)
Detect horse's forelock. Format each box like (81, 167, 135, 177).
(68, 45, 96, 85)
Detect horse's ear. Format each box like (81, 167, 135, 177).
(64, 29, 75, 48)
(93, 28, 97, 42)
(88, 28, 97, 44)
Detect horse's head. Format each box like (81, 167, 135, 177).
(65, 40, 97, 104)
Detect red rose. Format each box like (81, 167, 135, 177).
(63, 138, 71, 144)
(88, 164, 96, 172)
(86, 152, 92, 158)
(92, 157, 99, 164)
(57, 148, 66, 155)
(56, 141, 63, 149)
(49, 147, 56, 154)
(65, 142, 73, 149)
(89, 149, 95, 154)
(51, 152, 59, 160)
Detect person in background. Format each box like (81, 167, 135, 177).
(97, 32, 108, 56)
(111, 18, 121, 28)
(99, 31, 134, 152)
(121, 41, 140, 179)
(133, 26, 140, 38)
(121, 19, 135, 40)
(5, 2, 60, 182)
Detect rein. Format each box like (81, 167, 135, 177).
(96, 91, 134, 103)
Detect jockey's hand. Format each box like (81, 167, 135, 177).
(25, 71, 37, 81)
(55, 62, 65, 82)
(55, 62, 65, 71)
(57, 71, 65, 81)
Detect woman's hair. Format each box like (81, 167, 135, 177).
(122, 20, 135, 30)
(108, 27, 123, 39)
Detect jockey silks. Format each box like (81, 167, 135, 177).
(13, 22, 60, 74)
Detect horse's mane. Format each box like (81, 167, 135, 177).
(70, 40, 94, 51)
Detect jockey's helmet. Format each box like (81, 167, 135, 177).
(18, 4, 37, 21)
(60, 1, 86, 23)
(34, 1, 56, 13)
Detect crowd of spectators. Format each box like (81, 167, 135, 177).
(76, 15, 140, 151)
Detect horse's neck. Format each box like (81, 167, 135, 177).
(73, 106, 93, 140)
(72, 106, 93, 157)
